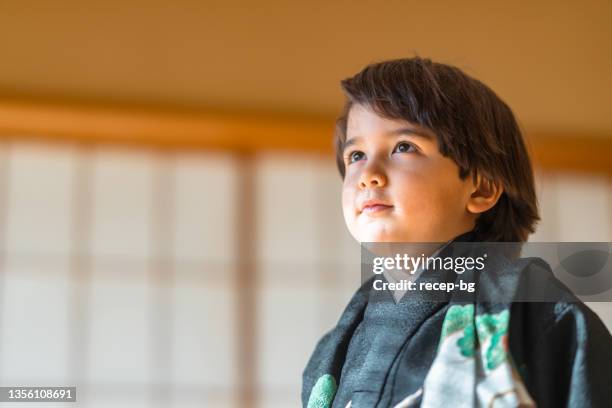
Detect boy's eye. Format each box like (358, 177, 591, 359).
(393, 141, 416, 154)
(346, 142, 416, 164)
(347, 150, 365, 164)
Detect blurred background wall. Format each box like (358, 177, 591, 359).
(0, 1, 610, 407)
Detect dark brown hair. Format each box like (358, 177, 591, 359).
(334, 57, 539, 242)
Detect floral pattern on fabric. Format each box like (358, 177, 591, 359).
(476, 310, 510, 370)
(420, 305, 534, 408)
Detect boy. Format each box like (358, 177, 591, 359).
(302, 57, 612, 407)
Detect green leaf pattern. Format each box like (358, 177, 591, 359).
(476, 310, 510, 370)
(440, 305, 510, 369)
(307, 374, 337, 408)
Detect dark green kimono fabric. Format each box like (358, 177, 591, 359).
(302, 232, 612, 407)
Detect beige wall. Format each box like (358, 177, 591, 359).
(0, 1, 611, 137)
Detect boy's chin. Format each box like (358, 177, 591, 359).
(350, 224, 419, 243)
(356, 230, 438, 244)
(360, 236, 397, 243)
(356, 230, 408, 243)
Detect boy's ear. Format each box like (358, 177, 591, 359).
(466, 172, 504, 215)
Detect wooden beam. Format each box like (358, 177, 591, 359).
(0, 100, 335, 153)
(0, 100, 611, 176)
(527, 134, 612, 176)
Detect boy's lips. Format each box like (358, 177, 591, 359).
(359, 199, 393, 214)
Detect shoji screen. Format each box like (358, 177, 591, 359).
(0, 141, 610, 408)
(0, 143, 239, 407)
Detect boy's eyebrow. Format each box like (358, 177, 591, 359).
(343, 127, 432, 151)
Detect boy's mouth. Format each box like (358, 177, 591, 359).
(361, 204, 393, 215)
(359, 199, 393, 215)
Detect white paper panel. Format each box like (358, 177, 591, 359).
(87, 264, 150, 384)
(90, 150, 156, 258)
(5, 144, 76, 256)
(80, 392, 150, 408)
(171, 394, 234, 408)
(256, 282, 319, 390)
(256, 395, 297, 408)
(171, 277, 236, 388)
(173, 154, 237, 262)
(255, 153, 319, 264)
(0, 258, 71, 382)
(556, 173, 612, 241)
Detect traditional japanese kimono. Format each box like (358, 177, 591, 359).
(302, 230, 612, 407)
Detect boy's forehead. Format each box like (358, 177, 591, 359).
(346, 104, 434, 141)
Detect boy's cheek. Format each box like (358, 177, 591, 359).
(341, 186, 356, 215)
(341, 193, 356, 231)
(342, 210, 361, 242)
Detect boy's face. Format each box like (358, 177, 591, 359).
(341, 104, 478, 243)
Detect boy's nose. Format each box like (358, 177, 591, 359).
(359, 169, 387, 189)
